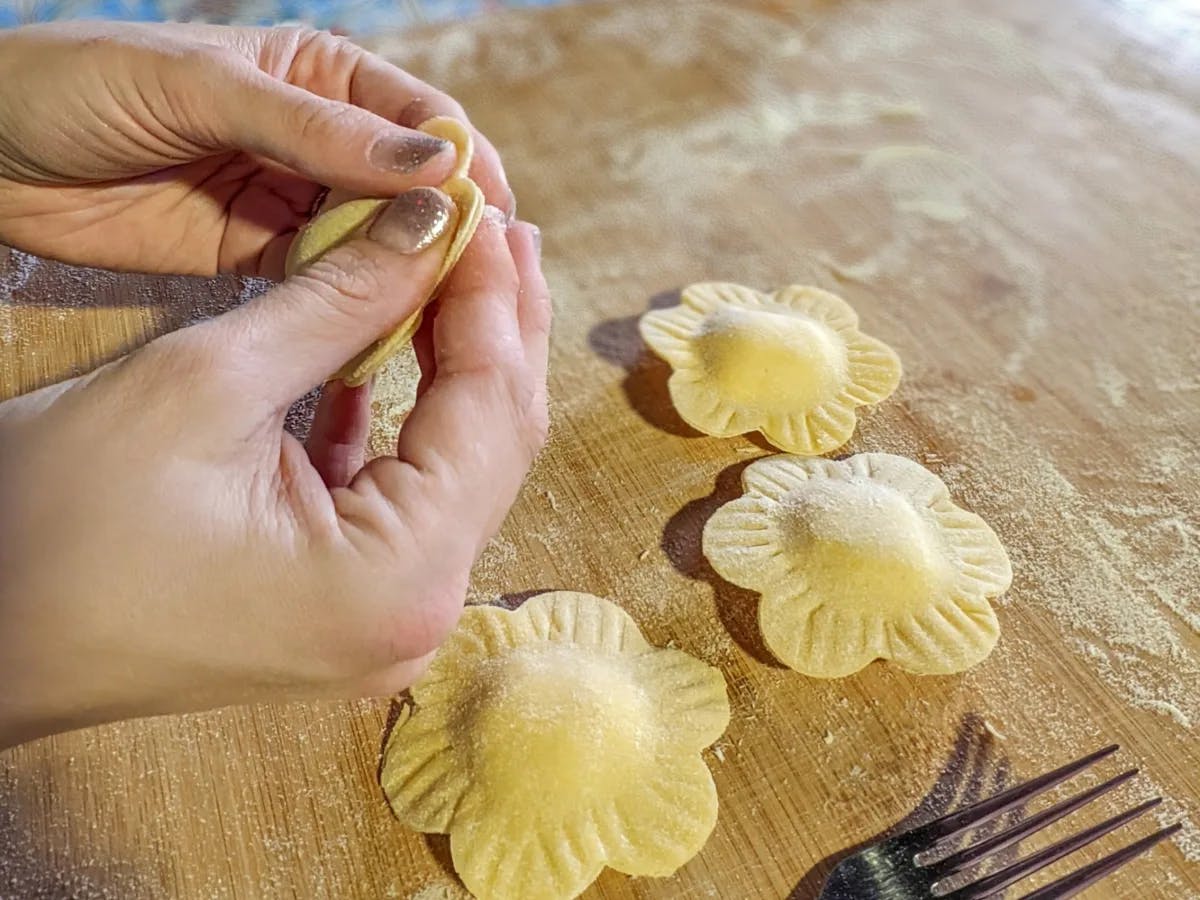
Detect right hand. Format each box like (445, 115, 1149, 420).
(0, 190, 550, 748)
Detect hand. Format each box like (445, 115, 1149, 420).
(0, 22, 512, 277)
(0, 191, 550, 748)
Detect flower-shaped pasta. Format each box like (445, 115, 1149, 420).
(639, 283, 901, 454)
(381, 591, 730, 900)
(703, 453, 1011, 677)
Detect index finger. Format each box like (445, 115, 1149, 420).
(226, 27, 512, 211)
(348, 53, 512, 211)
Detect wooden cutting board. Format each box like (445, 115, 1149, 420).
(2, 1, 1198, 897)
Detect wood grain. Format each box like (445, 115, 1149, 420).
(2, 1, 1198, 897)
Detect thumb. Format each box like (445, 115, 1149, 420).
(213, 187, 456, 406)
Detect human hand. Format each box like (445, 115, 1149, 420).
(0, 191, 549, 748)
(0, 22, 512, 277)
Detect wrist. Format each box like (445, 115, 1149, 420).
(0, 591, 136, 748)
(0, 653, 158, 749)
(0, 660, 85, 749)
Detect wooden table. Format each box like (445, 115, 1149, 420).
(2, 1, 1198, 897)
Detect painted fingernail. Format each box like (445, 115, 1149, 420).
(398, 97, 436, 128)
(369, 132, 451, 173)
(368, 187, 453, 254)
(530, 225, 542, 257)
(506, 188, 518, 222)
(481, 205, 509, 229)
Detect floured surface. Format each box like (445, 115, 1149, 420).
(2, 0, 1199, 897)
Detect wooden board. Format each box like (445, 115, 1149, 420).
(2, 1, 1199, 897)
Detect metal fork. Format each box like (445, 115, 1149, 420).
(817, 745, 1182, 899)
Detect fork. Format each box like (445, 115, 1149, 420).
(817, 745, 1182, 899)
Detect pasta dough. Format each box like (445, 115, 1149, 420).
(284, 116, 485, 386)
(381, 592, 730, 900)
(639, 283, 901, 454)
(703, 452, 1011, 677)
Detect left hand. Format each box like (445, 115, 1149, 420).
(0, 21, 512, 277)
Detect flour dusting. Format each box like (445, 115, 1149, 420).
(0, 249, 39, 302)
(367, 345, 421, 456)
(1092, 359, 1131, 407)
(407, 883, 469, 900)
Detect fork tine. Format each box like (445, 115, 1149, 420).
(917, 745, 1119, 843)
(1016, 823, 1183, 900)
(945, 797, 1163, 899)
(929, 769, 1139, 877)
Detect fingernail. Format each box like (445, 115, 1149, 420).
(531, 225, 542, 257)
(307, 186, 331, 219)
(506, 188, 518, 222)
(369, 132, 451, 173)
(368, 187, 453, 254)
(481, 205, 509, 229)
(398, 97, 436, 128)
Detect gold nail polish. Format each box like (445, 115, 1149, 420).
(369, 133, 451, 173)
(367, 188, 453, 254)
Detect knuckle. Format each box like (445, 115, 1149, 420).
(526, 396, 551, 449)
(298, 242, 390, 310)
(296, 27, 355, 56)
(137, 323, 223, 386)
(288, 95, 362, 146)
(498, 363, 548, 460)
(520, 402, 550, 459)
(357, 574, 467, 670)
(293, 99, 336, 144)
(326, 32, 364, 62)
(458, 262, 520, 305)
(324, 485, 470, 673)
(287, 24, 324, 46)
(184, 42, 242, 71)
(528, 293, 553, 336)
(290, 29, 369, 97)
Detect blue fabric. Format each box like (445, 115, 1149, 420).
(0, 0, 568, 32)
